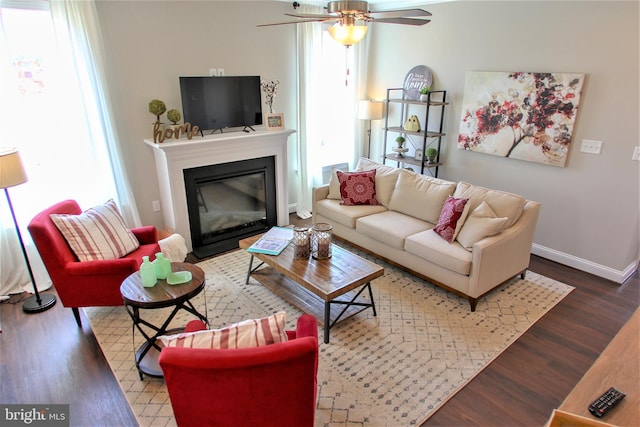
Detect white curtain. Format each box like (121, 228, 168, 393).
(0, 0, 140, 296)
(295, 3, 370, 218)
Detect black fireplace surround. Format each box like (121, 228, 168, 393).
(184, 156, 276, 258)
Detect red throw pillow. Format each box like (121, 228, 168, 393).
(434, 196, 469, 243)
(336, 170, 379, 206)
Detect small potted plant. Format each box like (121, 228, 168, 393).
(149, 99, 167, 132)
(167, 108, 182, 134)
(395, 136, 406, 148)
(426, 147, 438, 163)
(419, 86, 431, 102)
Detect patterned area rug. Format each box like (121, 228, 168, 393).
(85, 247, 574, 427)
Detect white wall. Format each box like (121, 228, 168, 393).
(96, 1, 639, 282)
(95, 0, 299, 226)
(367, 1, 639, 282)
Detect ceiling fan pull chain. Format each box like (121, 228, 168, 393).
(345, 47, 350, 86)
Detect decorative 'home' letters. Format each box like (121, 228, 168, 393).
(154, 122, 201, 143)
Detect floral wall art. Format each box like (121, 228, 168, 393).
(458, 71, 585, 167)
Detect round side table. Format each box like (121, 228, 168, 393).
(120, 262, 208, 379)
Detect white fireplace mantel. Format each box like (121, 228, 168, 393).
(144, 129, 295, 252)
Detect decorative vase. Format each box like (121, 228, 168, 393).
(153, 252, 171, 280)
(140, 256, 157, 287)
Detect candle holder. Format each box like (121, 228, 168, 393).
(311, 223, 332, 260)
(293, 226, 310, 259)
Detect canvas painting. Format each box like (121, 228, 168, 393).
(458, 71, 585, 167)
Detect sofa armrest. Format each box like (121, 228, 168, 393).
(131, 226, 158, 245)
(312, 185, 330, 223)
(467, 200, 541, 297)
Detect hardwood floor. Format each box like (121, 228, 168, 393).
(1, 214, 638, 426)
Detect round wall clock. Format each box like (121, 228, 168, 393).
(403, 65, 433, 100)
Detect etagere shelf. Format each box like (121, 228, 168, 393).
(382, 88, 448, 177)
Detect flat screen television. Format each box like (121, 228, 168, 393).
(179, 76, 262, 132)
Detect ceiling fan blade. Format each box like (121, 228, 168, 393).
(371, 17, 431, 26)
(285, 13, 336, 19)
(257, 18, 334, 27)
(369, 9, 432, 19)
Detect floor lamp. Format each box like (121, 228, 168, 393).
(358, 100, 385, 158)
(0, 148, 56, 313)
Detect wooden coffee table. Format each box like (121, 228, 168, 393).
(239, 234, 384, 343)
(120, 262, 208, 379)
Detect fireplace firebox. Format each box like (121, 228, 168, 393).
(184, 156, 276, 258)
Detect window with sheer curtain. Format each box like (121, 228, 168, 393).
(0, 0, 132, 295)
(295, 4, 368, 217)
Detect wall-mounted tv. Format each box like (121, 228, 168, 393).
(179, 76, 262, 133)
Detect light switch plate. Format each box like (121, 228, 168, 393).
(580, 139, 602, 155)
(633, 146, 640, 161)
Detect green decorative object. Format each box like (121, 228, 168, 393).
(148, 99, 167, 123)
(395, 136, 405, 148)
(426, 147, 438, 163)
(420, 86, 431, 95)
(167, 109, 182, 125)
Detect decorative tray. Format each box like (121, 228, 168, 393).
(167, 271, 192, 285)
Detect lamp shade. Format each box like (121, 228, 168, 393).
(358, 100, 384, 120)
(0, 147, 28, 189)
(328, 24, 368, 47)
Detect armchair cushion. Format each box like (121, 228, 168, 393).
(49, 199, 140, 261)
(159, 311, 288, 349)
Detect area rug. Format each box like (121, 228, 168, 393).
(85, 247, 574, 427)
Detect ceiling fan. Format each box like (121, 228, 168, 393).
(259, 1, 431, 46)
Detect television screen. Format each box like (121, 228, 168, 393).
(179, 76, 262, 132)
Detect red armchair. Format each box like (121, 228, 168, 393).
(159, 314, 319, 427)
(27, 199, 160, 327)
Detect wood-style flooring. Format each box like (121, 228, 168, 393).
(1, 214, 638, 426)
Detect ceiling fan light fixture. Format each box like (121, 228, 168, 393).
(328, 23, 368, 47)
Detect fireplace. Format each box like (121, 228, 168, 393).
(184, 156, 276, 258)
(144, 129, 294, 255)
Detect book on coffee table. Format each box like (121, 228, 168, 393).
(246, 226, 294, 256)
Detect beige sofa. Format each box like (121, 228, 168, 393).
(312, 158, 541, 311)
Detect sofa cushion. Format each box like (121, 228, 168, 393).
(388, 169, 457, 224)
(453, 182, 525, 229)
(337, 170, 379, 206)
(355, 157, 402, 207)
(50, 199, 140, 262)
(405, 230, 473, 276)
(356, 210, 432, 250)
(315, 198, 387, 229)
(456, 201, 508, 249)
(328, 166, 348, 200)
(433, 197, 470, 243)
(158, 312, 289, 349)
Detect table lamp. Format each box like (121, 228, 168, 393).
(0, 147, 56, 313)
(358, 100, 385, 158)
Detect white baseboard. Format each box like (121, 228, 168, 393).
(532, 244, 639, 284)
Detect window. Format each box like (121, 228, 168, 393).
(0, 2, 116, 222)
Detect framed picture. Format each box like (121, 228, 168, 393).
(265, 113, 285, 130)
(415, 149, 423, 161)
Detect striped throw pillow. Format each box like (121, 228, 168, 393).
(50, 199, 140, 262)
(158, 312, 289, 349)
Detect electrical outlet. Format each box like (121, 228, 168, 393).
(633, 146, 640, 161)
(152, 200, 161, 212)
(209, 68, 217, 77)
(580, 139, 603, 155)
(217, 68, 225, 76)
